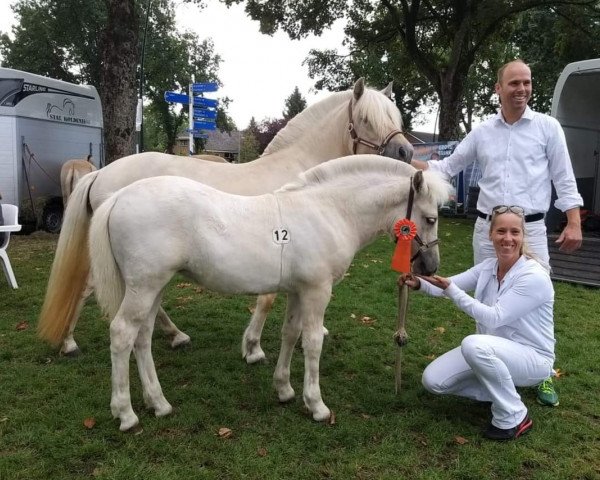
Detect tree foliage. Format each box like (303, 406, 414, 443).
(0, 0, 229, 161)
(230, 0, 599, 140)
(282, 86, 307, 120)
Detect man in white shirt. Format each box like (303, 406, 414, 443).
(411, 59, 583, 407)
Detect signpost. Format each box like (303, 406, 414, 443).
(164, 77, 219, 155)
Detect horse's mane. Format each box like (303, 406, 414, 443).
(263, 83, 403, 155)
(278, 155, 451, 206)
(263, 91, 351, 155)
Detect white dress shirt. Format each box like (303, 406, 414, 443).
(428, 107, 583, 215)
(419, 256, 555, 361)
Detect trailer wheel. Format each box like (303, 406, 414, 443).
(42, 203, 64, 234)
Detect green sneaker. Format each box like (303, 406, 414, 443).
(537, 378, 559, 407)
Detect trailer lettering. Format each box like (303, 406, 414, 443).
(23, 83, 47, 93)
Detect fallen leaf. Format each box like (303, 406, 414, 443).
(360, 316, 376, 326)
(0, 417, 8, 422)
(433, 326, 446, 334)
(176, 282, 192, 288)
(350, 313, 356, 319)
(218, 427, 233, 438)
(257, 447, 268, 457)
(194, 287, 203, 294)
(454, 436, 469, 445)
(554, 368, 564, 378)
(83, 417, 96, 429)
(16, 321, 29, 331)
(425, 354, 436, 360)
(360, 413, 371, 419)
(247, 305, 256, 314)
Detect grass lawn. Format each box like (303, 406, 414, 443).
(0, 217, 598, 480)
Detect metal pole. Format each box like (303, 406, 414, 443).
(189, 75, 195, 155)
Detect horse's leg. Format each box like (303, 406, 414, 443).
(242, 293, 277, 364)
(60, 274, 94, 357)
(299, 285, 332, 422)
(273, 293, 302, 402)
(109, 289, 156, 432)
(155, 306, 191, 349)
(133, 297, 173, 418)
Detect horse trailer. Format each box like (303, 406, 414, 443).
(0, 67, 103, 232)
(548, 58, 600, 286)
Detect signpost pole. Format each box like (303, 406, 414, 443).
(189, 75, 195, 156)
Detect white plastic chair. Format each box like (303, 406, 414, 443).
(0, 204, 22, 289)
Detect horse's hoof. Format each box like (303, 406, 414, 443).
(170, 333, 191, 349)
(119, 414, 140, 432)
(60, 347, 82, 358)
(245, 351, 267, 364)
(312, 406, 332, 422)
(154, 401, 173, 417)
(277, 387, 295, 403)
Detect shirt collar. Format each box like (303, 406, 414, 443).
(492, 255, 528, 280)
(494, 105, 534, 125)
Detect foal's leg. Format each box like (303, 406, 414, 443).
(134, 297, 173, 418)
(155, 306, 191, 349)
(60, 275, 94, 356)
(299, 286, 332, 421)
(110, 289, 158, 432)
(273, 292, 302, 402)
(242, 293, 277, 363)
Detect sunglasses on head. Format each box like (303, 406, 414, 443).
(492, 205, 525, 216)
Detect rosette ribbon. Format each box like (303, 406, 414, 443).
(391, 218, 417, 273)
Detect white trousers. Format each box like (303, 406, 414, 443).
(422, 334, 553, 429)
(473, 217, 549, 268)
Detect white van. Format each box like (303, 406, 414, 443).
(549, 59, 600, 286)
(0, 67, 103, 232)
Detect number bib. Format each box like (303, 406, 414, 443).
(272, 228, 290, 244)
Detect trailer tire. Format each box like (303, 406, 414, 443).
(42, 203, 63, 234)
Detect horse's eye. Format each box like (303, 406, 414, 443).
(426, 217, 437, 225)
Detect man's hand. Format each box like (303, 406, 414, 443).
(555, 223, 582, 252)
(555, 208, 583, 253)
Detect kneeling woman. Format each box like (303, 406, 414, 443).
(400, 205, 555, 441)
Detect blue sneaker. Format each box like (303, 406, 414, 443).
(537, 378, 559, 407)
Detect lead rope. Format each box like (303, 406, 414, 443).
(393, 178, 415, 393)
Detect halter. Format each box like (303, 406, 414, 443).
(348, 100, 405, 155)
(404, 177, 439, 263)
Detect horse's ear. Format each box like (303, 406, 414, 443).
(412, 170, 425, 194)
(381, 81, 393, 99)
(353, 78, 365, 100)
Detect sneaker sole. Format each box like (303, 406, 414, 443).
(537, 398, 559, 407)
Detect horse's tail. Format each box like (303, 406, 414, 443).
(88, 194, 125, 319)
(37, 171, 99, 345)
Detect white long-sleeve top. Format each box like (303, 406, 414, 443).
(419, 256, 555, 361)
(427, 107, 583, 215)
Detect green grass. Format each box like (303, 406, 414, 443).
(0, 217, 599, 480)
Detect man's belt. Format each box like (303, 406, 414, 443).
(476, 210, 545, 223)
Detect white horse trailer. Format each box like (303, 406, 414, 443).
(548, 59, 600, 286)
(0, 67, 103, 232)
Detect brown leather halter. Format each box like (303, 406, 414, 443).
(348, 99, 405, 155)
(405, 177, 439, 263)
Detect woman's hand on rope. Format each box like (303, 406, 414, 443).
(397, 273, 420, 290)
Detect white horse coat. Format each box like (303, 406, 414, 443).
(38, 79, 415, 356)
(88, 155, 450, 431)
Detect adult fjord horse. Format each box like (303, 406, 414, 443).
(86, 155, 449, 431)
(38, 78, 414, 356)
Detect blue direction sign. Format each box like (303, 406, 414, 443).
(192, 82, 218, 93)
(193, 107, 217, 119)
(164, 91, 219, 108)
(193, 120, 217, 131)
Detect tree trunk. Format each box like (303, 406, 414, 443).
(437, 70, 466, 141)
(99, 0, 139, 164)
